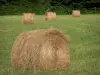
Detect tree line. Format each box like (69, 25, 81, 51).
(0, 0, 100, 15)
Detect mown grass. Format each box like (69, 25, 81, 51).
(0, 15, 100, 75)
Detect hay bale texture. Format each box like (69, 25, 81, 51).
(72, 10, 80, 17)
(23, 13, 35, 24)
(11, 28, 70, 72)
(45, 12, 56, 21)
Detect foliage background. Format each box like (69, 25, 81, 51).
(0, 0, 100, 15)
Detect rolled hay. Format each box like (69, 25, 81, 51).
(45, 12, 52, 21)
(52, 12, 56, 20)
(11, 27, 70, 72)
(72, 10, 80, 17)
(45, 12, 56, 21)
(23, 13, 35, 24)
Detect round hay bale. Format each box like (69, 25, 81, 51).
(52, 12, 56, 20)
(44, 12, 49, 21)
(72, 10, 80, 17)
(11, 28, 70, 72)
(45, 12, 56, 21)
(45, 12, 52, 21)
(23, 13, 35, 24)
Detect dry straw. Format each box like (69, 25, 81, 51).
(11, 27, 70, 72)
(72, 10, 80, 17)
(45, 12, 56, 21)
(0, 29, 12, 32)
(23, 13, 35, 24)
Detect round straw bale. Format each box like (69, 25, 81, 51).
(23, 13, 35, 24)
(45, 12, 56, 21)
(52, 12, 56, 20)
(44, 12, 49, 21)
(45, 12, 52, 21)
(11, 28, 70, 72)
(72, 10, 80, 17)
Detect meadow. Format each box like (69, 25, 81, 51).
(0, 15, 100, 75)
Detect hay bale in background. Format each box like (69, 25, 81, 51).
(52, 12, 56, 20)
(11, 28, 70, 72)
(72, 10, 80, 17)
(45, 12, 56, 21)
(23, 13, 35, 24)
(45, 12, 52, 21)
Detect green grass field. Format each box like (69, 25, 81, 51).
(0, 15, 100, 75)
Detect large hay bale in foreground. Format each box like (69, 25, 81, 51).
(45, 12, 56, 21)
(23, 13, 35, 24)
(72, 10, 80, 17)
(11, 28, 70, 72)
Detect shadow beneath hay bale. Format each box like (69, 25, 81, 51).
(11, 27, 70, 72)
